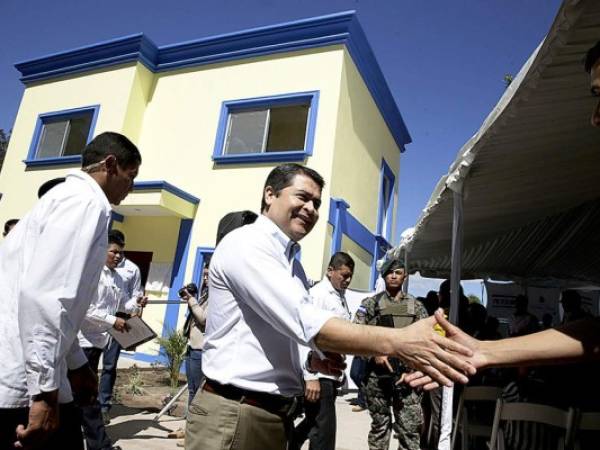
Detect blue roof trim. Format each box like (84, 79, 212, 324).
(15, 34, 159, 84)
(14, 11, 411, 150)
(133, 180, 200, 205)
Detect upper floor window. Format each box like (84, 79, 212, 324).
(213, 92, 319, 164)
(25, 105, 99, 167)
(377, 160, 396, 242)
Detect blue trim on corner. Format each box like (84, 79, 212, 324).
(24, 105, 100, 168)
(133, 180, 200, 204)
(14, 12, 410, 150)
(376, 159, 396, 241)
(192, 247, 215, 290)
(328, 197, 375, 255)
(369, 235, 392, 289)
(162, 219, 194, 337)
(212, 91, 319, 164)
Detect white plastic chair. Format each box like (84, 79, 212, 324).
(451, 386, 503, 450)
(488, 399, 576, 450)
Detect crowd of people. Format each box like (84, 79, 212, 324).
(0, 40, 599, 450)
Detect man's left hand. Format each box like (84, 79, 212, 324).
(136, 296, 148, 307)
(68, 363, 98, 406)
(309, 351, 346, 377)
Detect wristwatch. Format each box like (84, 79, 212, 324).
(304, 350, 318, 374)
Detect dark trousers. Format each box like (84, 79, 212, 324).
(350, 357, 367, 407)
(0, 402, 84, 450)
(82, 346, 113, 450)
(291, 378, 337, 450)
(99, 336, 121, 412)
(185, 348, 205, 405)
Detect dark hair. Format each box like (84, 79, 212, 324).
(584, 41, 600, 73)
(108, 230, 125, 247)
(261, 163, 324, 212)
(328, 252, 355, 271)
(108, 229, 126, 246)
(3, 218, 18, 234)
(82, 132, 141, 169)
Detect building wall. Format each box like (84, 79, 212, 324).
(134, 47, 346, 285)
(0, 64, 140, 224)
(330, 51, 401, 233)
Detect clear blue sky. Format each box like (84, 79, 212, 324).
(0, 0, 561, 235)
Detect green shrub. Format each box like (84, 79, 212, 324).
(156, 329, 187, 392)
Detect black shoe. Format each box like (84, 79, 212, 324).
(102, 410, 111, 425)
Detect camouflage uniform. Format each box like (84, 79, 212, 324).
(354, 291, 428, 450)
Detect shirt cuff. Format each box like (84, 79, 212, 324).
(300, 304, 336, 357)
(66, 343, 88, 370)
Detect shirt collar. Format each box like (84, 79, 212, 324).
(256, 215, 301, 261)
(321, 276, 343, 299)
(66, 170, 112, 213)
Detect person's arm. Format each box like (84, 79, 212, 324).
(130, 264, 143, 299)
(405, 311, 600, 390)
(18, 198, 107, 398)
(219, 236, 475, 387)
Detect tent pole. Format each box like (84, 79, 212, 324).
(439, 185, 464, 450)
(449, 187, 464, 325)
(403, 248, 410, 293)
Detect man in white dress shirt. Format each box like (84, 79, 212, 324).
(0, 132, 141, 450)
(186, 163, 475, 450)
(292, 251, 355, 450)
(79, 232, 146, 450)
(99, 229, 144, 424)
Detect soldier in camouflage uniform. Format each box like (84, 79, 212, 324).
(354, 258, 428, 450)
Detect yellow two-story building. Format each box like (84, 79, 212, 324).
(0, 11, 411, 362)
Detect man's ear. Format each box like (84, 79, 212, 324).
(104, 154, 118, 174)
(264, 185, 276, 209)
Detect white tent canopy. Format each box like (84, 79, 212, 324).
(394, 0, 600, 287)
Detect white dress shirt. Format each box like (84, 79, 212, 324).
(0, 171, 111, 407)
(202, 215, 335, 397)
(302, 276, 351, 382)
(115, 257, 143, 305)
(78, 266, 138, 349)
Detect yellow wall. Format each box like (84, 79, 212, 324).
(341, 235, 373, 291)
(329, 51, 401, 240)
(0, 63, 142, 225)
(134, 47, 345, 283)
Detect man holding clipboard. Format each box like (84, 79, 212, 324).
(78, 232, 149, 450)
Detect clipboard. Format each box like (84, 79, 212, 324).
(108, 316, 157, 351)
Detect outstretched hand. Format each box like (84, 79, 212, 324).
(391, 309, 477, 387)
(403, 309, 486, 390)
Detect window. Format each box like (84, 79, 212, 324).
(213, 92, 319, 164)
(25, 106, 99, 167)
(377, 160, 396, 242)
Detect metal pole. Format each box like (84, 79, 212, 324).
(403, 248, 410, 294)
(449, 188, 464, 325)
(439, 185, 464, 450)
(153, 383, 189, 421)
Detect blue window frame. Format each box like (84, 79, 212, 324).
(376, 159, 396, 242)
(192, 247, 215, 291)
(24, 105, 100, 168)
(212, 91, 319, 164)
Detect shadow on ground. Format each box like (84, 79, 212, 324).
(106, 405, 173, 441)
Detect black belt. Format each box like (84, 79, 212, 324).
(203, 378, 301, 419)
